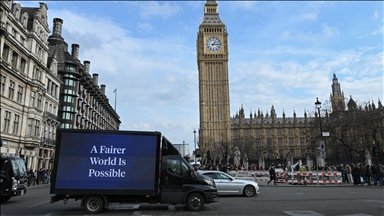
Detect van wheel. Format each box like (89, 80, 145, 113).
(243, 185, 255, 197)
(186, 193, 204, 211)
(84, 196, 104, 214)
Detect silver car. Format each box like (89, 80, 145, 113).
(197, 170, 260, 197)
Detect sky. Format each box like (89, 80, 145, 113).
(18, 1, 383, 155)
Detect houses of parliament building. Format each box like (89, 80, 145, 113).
(197, 1, 383, 167)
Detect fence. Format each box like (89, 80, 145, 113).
(228, 170, 342, 185)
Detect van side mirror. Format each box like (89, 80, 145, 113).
(0, 170, 7, 179)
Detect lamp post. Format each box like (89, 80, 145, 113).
(193, 129, 196, 164)
(315, 97, 326, 168)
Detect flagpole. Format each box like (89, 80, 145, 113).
(114, 88, 117, 111)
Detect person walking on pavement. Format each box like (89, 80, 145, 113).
(268, 163, 277, 185)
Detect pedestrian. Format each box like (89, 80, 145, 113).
(359, 163, 366, 186)
(371, 163, 378, 185)
(338, 164, 346, 183)
(346, 164, 353, 184)
(268, 163, 277, 185)
(352, 163, 361, 185)
(365, 165, 372, 186)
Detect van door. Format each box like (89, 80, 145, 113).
(160, 157, 192, 204)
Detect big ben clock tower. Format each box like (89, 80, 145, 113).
(197, 0, 231, 155)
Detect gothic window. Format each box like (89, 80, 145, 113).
(289, 138, 294, 146)
(27, 118, 33, 136)
(300, 137, 305, 146)
(278, 129, 282, 135)
(278, 138, 283, 146)
(288, 129, 293, 135)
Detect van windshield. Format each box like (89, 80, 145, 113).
(10, 158, 27, 177)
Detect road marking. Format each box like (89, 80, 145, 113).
(284, 211, 324, 216)
(28, 200, 50, 208)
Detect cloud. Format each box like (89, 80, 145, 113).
(135, 1, 183, 19)
(297, 13, 317, 21)
(321, 23, 339, 38)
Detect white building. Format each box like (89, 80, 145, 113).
(1, 1, 60, 170)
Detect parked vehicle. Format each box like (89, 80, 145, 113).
(0, 155, 28, 202)
(197, 170, 259, 197)
(50, 129, 219, 214)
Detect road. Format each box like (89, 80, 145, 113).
(1, 184, 383, 216)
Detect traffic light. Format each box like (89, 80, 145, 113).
(381, 149, 384, 154)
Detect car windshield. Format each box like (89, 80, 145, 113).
(217, 172, 232, 180)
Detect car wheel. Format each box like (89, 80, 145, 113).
(84, 195, 104, 214)
(186, 193, 204, 211)
(243, 185, 255, 197)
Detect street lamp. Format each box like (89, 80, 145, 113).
(315, 97, 326, 168)
(193, 129, 196, 164)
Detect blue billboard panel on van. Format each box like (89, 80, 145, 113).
(55, 132, 158, 191)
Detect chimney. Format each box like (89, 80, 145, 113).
(71, 44, 79, 60)
(83, 60, 90, 74)
(52, 18, 63, 36)
(100, 84, 106, 95)
(93, 73, 99, 86)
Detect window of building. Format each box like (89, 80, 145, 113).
(2, 44, 10, 62)
(64, 95, 75, 103)
(30, 92, 36, 107)
(256, 138, 260, 147)
(12, 51, 18, 68)
(8, 80, 15, 99)
(16, 85, 23, 103)
(13, 114, 20, 135)
(27, 118, 33, 136)
(300, 137, 305, 146)
(1, 75, 6, 96)
(34, 120, 40, 137)
(288, 129, 293, 135)
(289, 137, 294, 146)
(20, 58, 26, 73)
(278, 129, 282, 135)
(62, 112, 73, 120)
(3, 111, 11, 133)
(266, 129, 271, 135)
(37, 93, 42, 109)
(278, 138, 283, 146)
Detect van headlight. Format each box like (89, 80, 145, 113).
(204, 179, 214, 186)
(12, 179, 18, 191)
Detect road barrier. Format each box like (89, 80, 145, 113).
(227, 170, 342, 185)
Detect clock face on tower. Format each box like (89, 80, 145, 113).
(206, 37, 222, 52)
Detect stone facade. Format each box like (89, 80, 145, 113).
(1, 1, 60, 170)
(1, 1, 120, 171)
